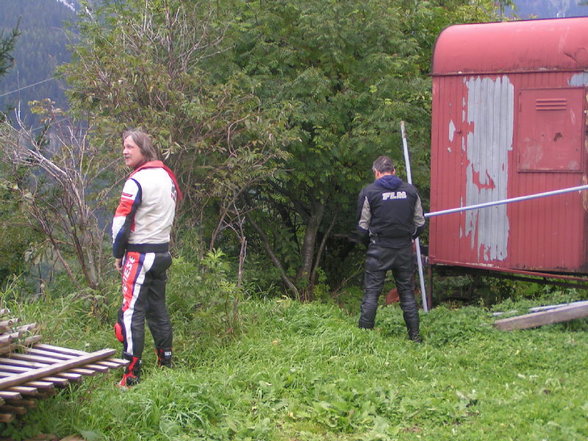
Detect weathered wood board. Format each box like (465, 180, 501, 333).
(494, 301, 588, 331)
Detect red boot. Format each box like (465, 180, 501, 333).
(119, 353, 141, 387)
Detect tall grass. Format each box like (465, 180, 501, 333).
(1, 284, 587, 440)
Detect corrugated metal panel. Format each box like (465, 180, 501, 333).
(432, 17, 588, 76)
(430, 62, 587, 275)
(463, 75, 514, 262)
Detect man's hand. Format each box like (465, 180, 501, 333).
(349, 228, 370, 247)
(115, 258, 123, 273)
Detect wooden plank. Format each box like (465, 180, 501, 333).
(0, 318, 18, 332)
(23, 381, 54, 390)
(4, 398, 36, 408)
(0, 404, 27, 415)
(34, 343, 86, 356)
(0, 334, 13, 346)
(0, 391, 22, 400)
(0, 349, 115, 390)
(39, 376, 70, 387)
(528, 300, 588, 313)
(8, 335, 43, 353)
(96, 360, 121, 369)
(84, 363, 109, 373)
(0, 413, 15, 423)
(7, 386, 40, 396)
(105, 358, 129, 368)
(15, 323, 37, 333)
(0, 357, 46, 369)
(70, 368, 97, 376)
(56, 372, 83, 382)
(8, 352, 64, 364)
(24, 348, 73, 360)
(0, 364, 36, 374)
(495, 303, 588, 331)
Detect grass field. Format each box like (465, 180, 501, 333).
(2, 287, 588, 440)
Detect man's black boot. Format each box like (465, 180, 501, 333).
(156, 348, 173, 367)
(404, 312, 422, 343)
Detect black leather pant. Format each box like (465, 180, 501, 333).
(358, 244, 420, 336)
(116, 251, 173, 359)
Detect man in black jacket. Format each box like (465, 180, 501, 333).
(355, 155, 425, 342)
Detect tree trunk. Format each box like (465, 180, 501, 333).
(247, 214, 300, 299)
(296, 200, 325, 301)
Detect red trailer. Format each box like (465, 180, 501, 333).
(428, 18, 588, 284)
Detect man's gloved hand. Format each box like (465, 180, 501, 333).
(411, 225, 425, 240)
(348, 228, 370, 247)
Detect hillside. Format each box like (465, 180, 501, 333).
(0, 0, 76, 125)
(510, 0, 588, 18)
(1, 0, 587, 127)
(1, 285, 587, 440)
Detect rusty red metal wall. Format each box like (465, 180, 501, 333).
(429, 18, 588, 275)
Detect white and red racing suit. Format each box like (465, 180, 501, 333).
(112, 160, 181, 363)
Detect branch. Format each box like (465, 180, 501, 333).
(246, 213, 300, 299)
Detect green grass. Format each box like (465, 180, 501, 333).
(2, 291, 588, 441)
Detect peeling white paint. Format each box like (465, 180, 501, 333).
(569, 72, 588, 86)
(463, 76, 514, 261)
(448, 120, 456, 142)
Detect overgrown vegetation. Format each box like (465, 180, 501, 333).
(0, 0, 507, 303)
(1, 270, 587, 440)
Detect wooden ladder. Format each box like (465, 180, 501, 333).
(0, 309, 127, 423)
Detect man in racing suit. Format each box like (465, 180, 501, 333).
(112, 129, 182, 386)
(355, 155, 425, 342)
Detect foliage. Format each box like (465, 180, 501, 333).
(0, 172, 42, 287)
(166, 251, 244, 347)
(210, 0, 504, 299)
(2, 283, 587, 440)
(61, 0, 291, 262)
(57, 0, 506, 302)
(0, 101, 119, 290)
(0, 19, 19, 79)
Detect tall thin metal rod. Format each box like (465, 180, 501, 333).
(425, 184, 588, 218)
(400, 121, 428, 312)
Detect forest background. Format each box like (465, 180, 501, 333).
(0, 0, 521, 303)
(0, 0, 586, 313)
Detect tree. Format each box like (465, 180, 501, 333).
(0, 20, 19, 122)
(0, 23, 18, 78)
(59, 0, 503, 299)
(0, 101, 118, 290)
(62, 0, 291, 282)
(219, 0, 502, 299)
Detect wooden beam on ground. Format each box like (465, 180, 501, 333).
(5, 398, 36, 408)
(0, 349, 115, 391)
(0, 412, 15, 423)
(0, 404, 27, 415)
(494, 302, 588, 331)
(0, 390, 22, 400)
(8, 386, 40, 396)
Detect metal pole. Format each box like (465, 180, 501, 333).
(425, 184, 588, 218)
(400, 121, 429, 312)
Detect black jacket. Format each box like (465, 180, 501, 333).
(356, 174, 425, 248)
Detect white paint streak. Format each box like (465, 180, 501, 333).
(463, 76, 514, 261)
(448, 120, 456, 142)
(569, 72, 588, 87)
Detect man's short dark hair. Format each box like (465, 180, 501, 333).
(372, 156, 395, 173)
